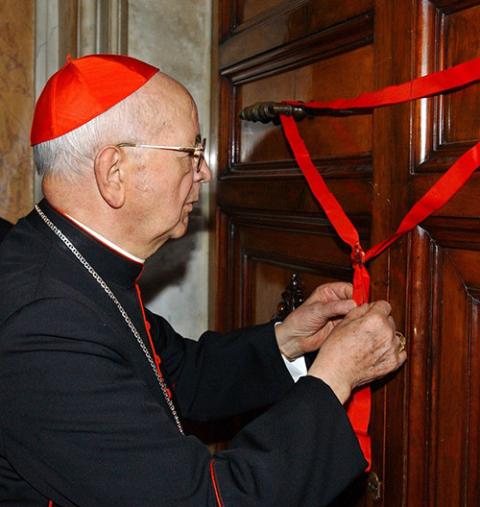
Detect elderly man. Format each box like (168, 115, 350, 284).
(0, 55, 405, 506)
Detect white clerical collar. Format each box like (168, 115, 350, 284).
(64, 213, 145, 264)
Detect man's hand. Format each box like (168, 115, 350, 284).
(275, 282, 356, 360)
(308, 301, 407, 403)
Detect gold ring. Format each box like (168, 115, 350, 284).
(396, 331, 406, 353)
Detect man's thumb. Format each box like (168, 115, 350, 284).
(343, 302, 371, 321)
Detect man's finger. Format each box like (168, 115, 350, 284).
(321, 282, 353, 301)
(307, 282, 353, 304)
(318, 299, 356, 320)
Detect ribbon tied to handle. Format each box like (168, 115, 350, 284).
(279, 55, 480, 470)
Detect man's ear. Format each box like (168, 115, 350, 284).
(94, 146, 126, 208)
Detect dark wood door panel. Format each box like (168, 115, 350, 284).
(247, 258, 346, 325)
(217, 178, 373, 216)
(236, 0, 286, 25)
(216, 210, 369, 329)
(405, 225, 480, 506)
(214, 0, 480, 505)
(413, 0, 480, 173)
(219, 0, 373, 67)
(442, 4, 480, 144)
(219, 13, 375, 179)
(236, 45, 374, 166)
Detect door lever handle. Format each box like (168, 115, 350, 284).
(239, 101, 357, 124)
(239, 101, 308, 124)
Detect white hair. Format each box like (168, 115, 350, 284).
(33, 76, 164, 179)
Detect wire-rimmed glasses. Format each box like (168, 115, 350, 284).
(117, 135, 206, 173)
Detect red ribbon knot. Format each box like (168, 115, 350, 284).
(351, 243, 366, 266)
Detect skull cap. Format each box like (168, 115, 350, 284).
(31, 54, 158, 145)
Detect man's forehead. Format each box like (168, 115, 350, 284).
(139, 74, 199, 139)
(150, 86, 197, 124)
(147, 112, 199, 144)
(147, 73, 193, 107)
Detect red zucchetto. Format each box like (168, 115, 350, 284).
(30, 54, 159, 146)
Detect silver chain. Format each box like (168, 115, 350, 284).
(35, 205, 184, 435)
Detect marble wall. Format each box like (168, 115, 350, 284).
(128, 0, 212, 338)
(0, 0, 35, 223)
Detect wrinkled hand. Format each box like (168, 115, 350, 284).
(309, 301, 407, 403)
(275, 282, 356, 360)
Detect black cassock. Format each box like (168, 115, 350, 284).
(0, 217, 11, 243)
(0, 201, 365, 506)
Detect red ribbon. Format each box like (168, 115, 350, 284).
(280, 56, 480, 469)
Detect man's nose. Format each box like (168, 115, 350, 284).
(196, 158, 212, 183)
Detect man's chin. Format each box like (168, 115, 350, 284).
(169, 217, 189, 239)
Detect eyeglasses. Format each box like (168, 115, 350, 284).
(117, 136, 206, 173)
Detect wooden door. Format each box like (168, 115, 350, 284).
(212, 0, 480, 505)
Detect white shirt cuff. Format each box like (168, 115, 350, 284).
(282, 354, 307, 382)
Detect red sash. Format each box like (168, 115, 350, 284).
(280, 56, 480, 469)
